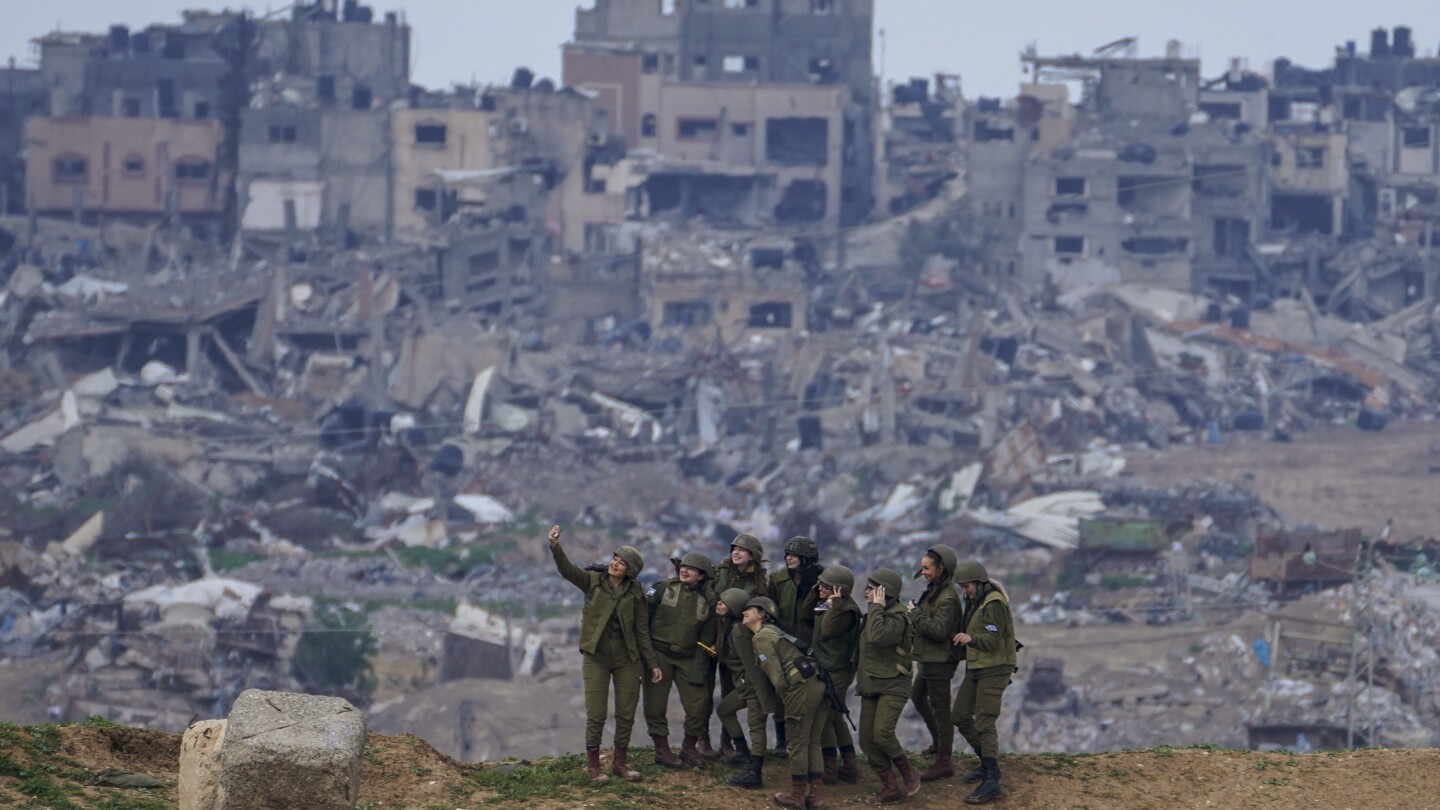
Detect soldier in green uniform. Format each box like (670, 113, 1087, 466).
(908, 544, 963, 781)
(643, 551, 715, 768)
(856, 568, 920, 805)
(744, 596, 830, 810)
(766, 535, 821, 758)
(547, 525, 662, 784)
(710, 533, 770, 758)
(712, 533, 770, 597)
(814, 564, 862, 786)
(769, 535, 823, 644)
(713, 587, 777, 789)
(950, 560, 1017, 805)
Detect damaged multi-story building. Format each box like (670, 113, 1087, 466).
(22, 2, 410, 233)
(969, 31, 1440, 310)
(562, 0, 876, 233)
(1000, 42, 1273, 295)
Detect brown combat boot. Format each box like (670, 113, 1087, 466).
(894, 756, 921, 796)
(774, 774, 809, 808)
(837, 747, 861, 784)
(611, 745, 641, 782)
(920, 741, 937, 757)
(821, 750, 839, 785)
(920, 739, 954, 782)
(865, 768, 903, 805)
(719, 732, 735, 761)
(585, 746, 610, 784)
(679, 734, 706, 767)
(698, 735, 720, 760)
(807, 773, 828, 810)
(652, 736, 684, 768)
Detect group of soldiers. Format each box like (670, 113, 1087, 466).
(548, 526, 1017, 808)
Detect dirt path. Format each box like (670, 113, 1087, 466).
(5, 725, 1439, 809)
(1125, 420, 1440, 539)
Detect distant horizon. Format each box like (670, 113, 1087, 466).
(5, 1, 1437, 100)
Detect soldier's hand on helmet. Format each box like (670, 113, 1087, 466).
(548, 525, 562, 547)
(650, 667, 663, 683)
(868, 585, 886, 605)
(953, 632, 972, 646)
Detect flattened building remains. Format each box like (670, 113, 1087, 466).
(2, 2, 1440, 758)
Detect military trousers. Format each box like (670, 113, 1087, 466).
(858, 692, 907, 772)
(952, 671, 1009, 759)
(781, 677, 828, 778)
(819, 669, 855, 751)
(581, 632, 643, 749)
(911, 660, 959, 749)
(643, 650, 710, 739)
(717, 676, 769, 754)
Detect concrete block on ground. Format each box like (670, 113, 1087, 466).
(179, 719, 227, 810)
(216, 689, 366, 810)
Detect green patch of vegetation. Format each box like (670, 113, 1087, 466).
(1148, 744, 1175, 758)
(1188, 643, 1206, 655)
(207, 548, 266, 572)
(1254, 760, 1269, 771)
(1260, 777, 1291, 787)
(68, 717, 123, 730)
(292, 602, 377, 701)
(1101, 574, 1153, 591)
(469, 754, 592, 802)
(24, 726, 61, 755)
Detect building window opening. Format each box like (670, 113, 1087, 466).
(1403, 126, 1432, 148)
(53, 155, 88, 184)
(415, 123, 447, 145)
(1054, 236, 1085, 255)
(122, 155, 145, 177)
(663, 301, 713, 327)
(748, 302, 794, 329)
(641, 113, 658, 137)
(268, 125, 298, 143)
(677, 118, 720, 141)
(765, 117, 829, 165)
(175, 159, 212, 181)
(1054, 177, 1087, 197)
(1296, 147, 1325, 169)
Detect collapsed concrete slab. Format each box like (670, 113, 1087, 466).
(215, 689, 366, 810)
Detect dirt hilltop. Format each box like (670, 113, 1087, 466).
(2, 723, 1438, 810)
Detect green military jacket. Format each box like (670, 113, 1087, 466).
(962, 586, 1017, 675)
(768, 566, 822, 645)
(856, 597, 912, 698)
(910, 572, 962, 665)
(813, 595, 861, 674)
(646, 576, 713, 682)
(720, 617, 779, 714)
(751, 623, 809, 695)
(713, 560, 768, 599)
(551, 544, 657, 670)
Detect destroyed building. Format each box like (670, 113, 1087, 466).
(563, 0, 876, 230)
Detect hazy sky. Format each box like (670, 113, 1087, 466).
(4, 1, 1437, 98)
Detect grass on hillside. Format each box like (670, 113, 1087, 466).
(0, 722, 169, 810)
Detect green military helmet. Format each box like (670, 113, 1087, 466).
(731, 533, 765, 560)
(867, 567, 903, 597)
(818, 564, 855, 596)
(783, 535, 819, 562)
(953, 559, 990, 584)
(679, 550, 713, 576)
(916, 544, 959, 578)
(744, 596, 779, 620)
(614, 546, 645, 579)
(720, 587, 751, 616)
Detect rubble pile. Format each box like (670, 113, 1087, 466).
(2, 206, 1439, 740)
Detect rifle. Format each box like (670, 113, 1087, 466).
(777, 629, 856, 731)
